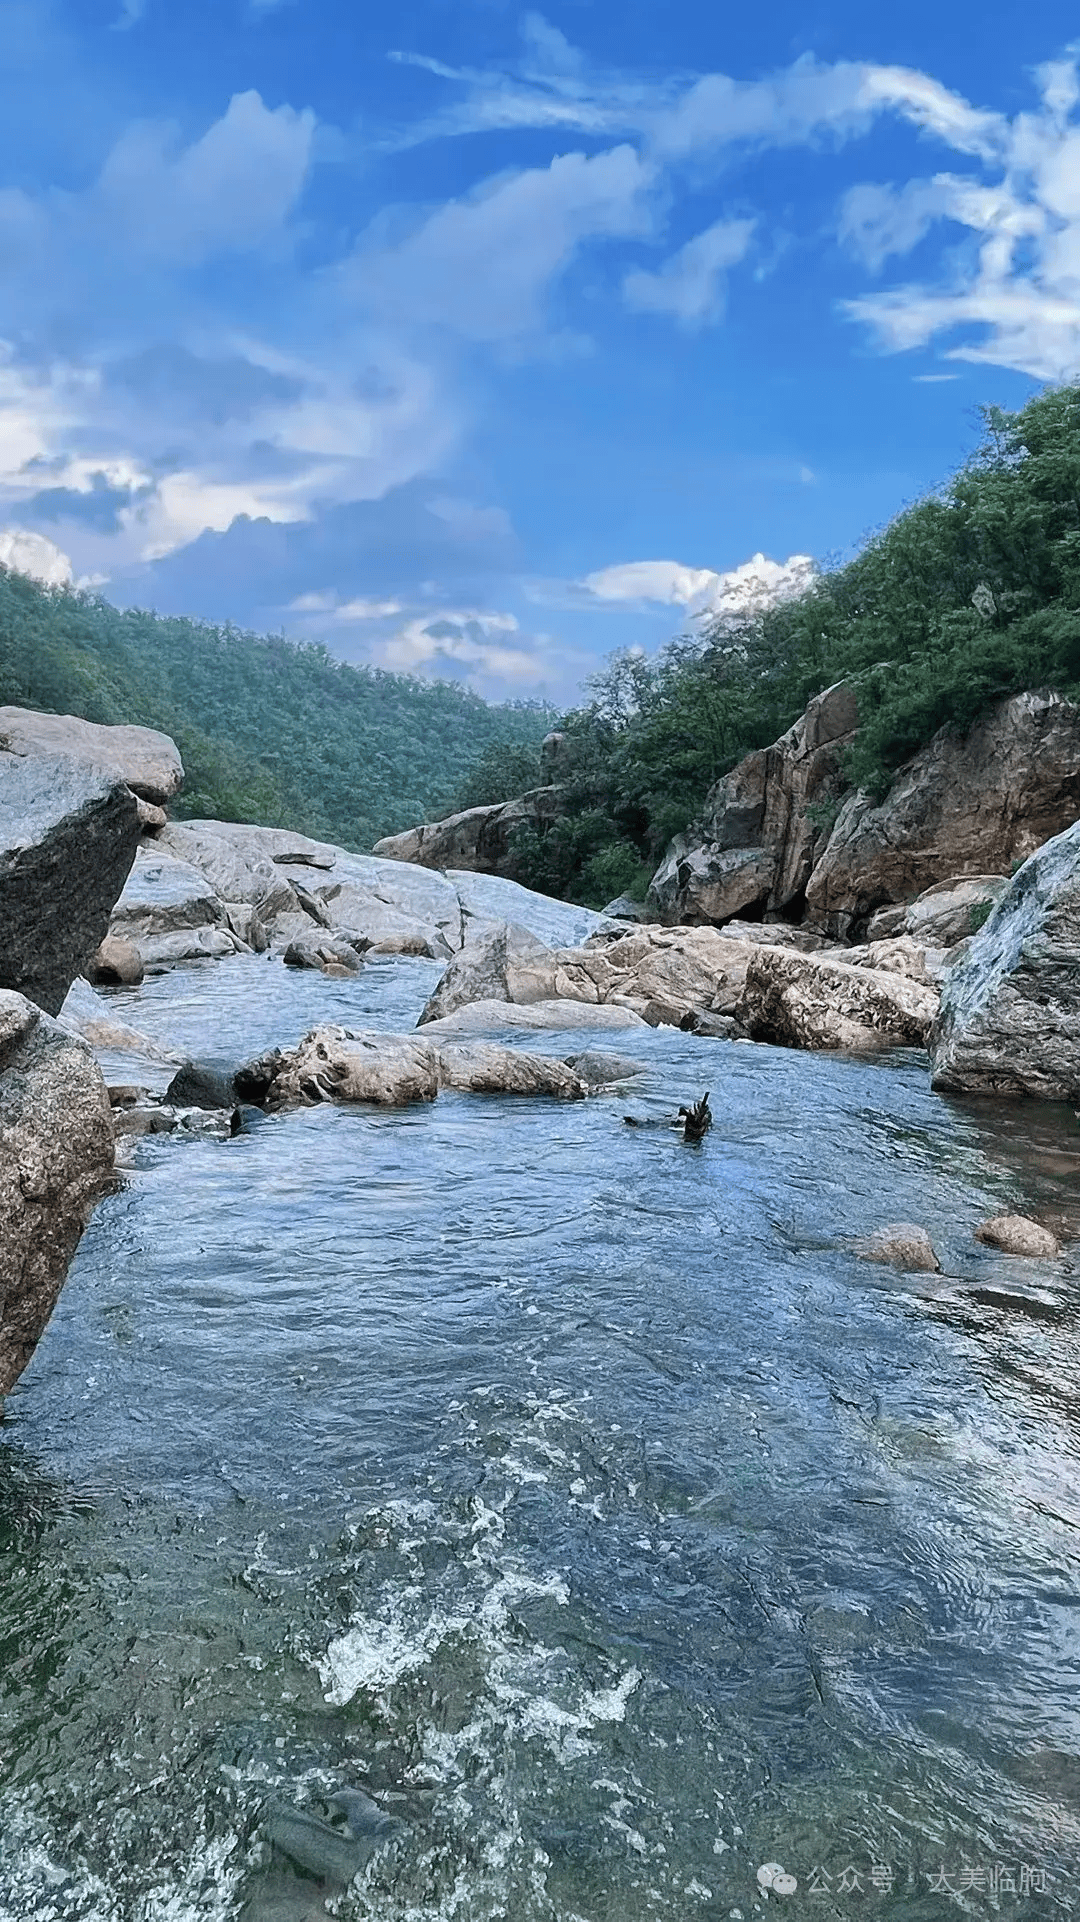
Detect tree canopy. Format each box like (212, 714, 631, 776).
(440, 384, 1080, 905)
(0, 574, 553, 849)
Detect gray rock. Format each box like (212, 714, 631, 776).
(600, 895, 649, 922)
(418, 923, 558, 1025)
(0, 750, 142, 1014)
(975, 1213, 1061, 1258)
(253, 1027, 591, 1107)
(854, 1224, 941, 1273)
(0, 991, 115, 1394)
(930, 818, 1080, 1100)
(866, 875, 1010, 948)
(58, 978, 179, 1063)
(419, 998, 650, 1033)
(562, 1050, 649, 1087)
(110, 846, 227, 941)
(739, 948, 939, 1052)
(372, 786, 566, 877)
(0, 706, 184, 803)
(806, 691, 1080, 938)
(448, 870, 604, 950)
(282, 934, 363, 972)
(164, 1061, 239, 1110)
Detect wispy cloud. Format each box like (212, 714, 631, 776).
(624, 216, 755, 327)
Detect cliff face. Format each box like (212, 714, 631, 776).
(646, 687, 1080, 941)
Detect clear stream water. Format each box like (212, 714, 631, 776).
(2, 954, 1079, 1922)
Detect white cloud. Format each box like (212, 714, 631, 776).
(0, 527, 72, 585)
(356, 145, 654, 343)
(95, 91, 315, 266)
(377, 607, 546, 684)
(581, 551, 815, 622)
(624, 216, 755, 326)
(289, 591, 403, 619)
(842, 54, 1080, 379)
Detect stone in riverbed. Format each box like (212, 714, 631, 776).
(0, 705, 184, 804)
(0, 991, 115, 1395)
(250, 1028, 592, 1108)
(86, 934, 144, 987)
(854, 1224, 941, 1273)
(282, 933, 363, 972)
(975, 1214, 1060, 1258)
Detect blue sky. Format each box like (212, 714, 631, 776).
(0, 1, 1077, 703)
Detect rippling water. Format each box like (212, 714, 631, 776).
(3, 955, 1080, 1920)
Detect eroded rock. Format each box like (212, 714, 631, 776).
(739, 948, 939, 1052)
(0, 706, 184, 804)
(86, 935, 144, 987)
(806, 691, 1080, 939)
(252, 1028, 591, 1108)
(373, 787, 566, 877)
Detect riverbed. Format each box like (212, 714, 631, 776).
(2, 953, 1079, 1920)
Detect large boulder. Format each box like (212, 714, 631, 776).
(372, 787, 565, 877)
(806, 691, 1080, 939)
(739, 948, 939, 1052)
(929, 818, 1080, 1100)
(418, 924, 559, 1025)
(0, 750, 142, 1014)
(648, 682, 858, 925)
(253, 1028, 589, 1107)
(0, 991, 114, 1396)
(0, 706, 184, 804)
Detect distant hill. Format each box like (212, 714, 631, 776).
(0, 569, 554, 849)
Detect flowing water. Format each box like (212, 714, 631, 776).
(2, 954, 1080, 1921)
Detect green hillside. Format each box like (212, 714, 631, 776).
(447, 383, 1080, 907)
(0, 575, 553, 849)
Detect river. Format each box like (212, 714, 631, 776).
(2, 953, 1079, 1920)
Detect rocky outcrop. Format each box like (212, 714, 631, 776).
(249, 1028, 590, 1108)
(0, 706, 184, 804)
(738, 948, 939, 1052)
(108, 847, 245, 968)
(648, 682, 858, 925)
(929, 819, 1080, 1100)
(0, 749, 142, 1013)
(372, 787, 565, 877)
(0, 991, 115, 1395)
(805, 691, 1080, 939)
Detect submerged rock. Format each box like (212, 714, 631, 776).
(930, 819, 1080, 1101)
(0, 992, 115, 1395)
(975, 1214, 1061, 1258)
(854, 1224, 941, 1273)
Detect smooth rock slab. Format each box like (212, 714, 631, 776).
(930, 818, 1080, 1100)
(419, 998, 649, 1033)
(975, 1214, 1061, 1258)
(0, 990, 115, 1394)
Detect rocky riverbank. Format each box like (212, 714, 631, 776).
(2, 692, 1078, 1404)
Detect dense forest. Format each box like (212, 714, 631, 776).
(441, 384, 1080, 906)
(0, 576, 553, 849)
